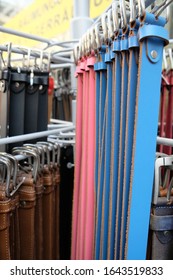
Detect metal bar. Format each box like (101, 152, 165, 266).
(0, 26, 78, 48)
(50, 64, 72, 69)
(0, 126, 75, 145)
(157, 136, 173, 146)
(50, 118, 73, 125)
(0, 45, 73, 63)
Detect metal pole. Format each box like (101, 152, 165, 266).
(0, 125, 75, 145)
(157, 136, 173, 147)
(0, 26, 78, 48)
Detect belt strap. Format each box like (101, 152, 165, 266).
(24, 83, 39, 140)
(35, 175, 44, 260)
(107, 42, 121, 260)
(18, 176, 36, 259)
(83, 55, 96, 260)
(42, 166, 55, 259)
(150, 201, 173, 259)
(71, 64, 83, 260)
(54, 165, 60, 259)
(0, 185, 11, 260)
(125, 21, 168, 260)
(119, 31, 139, 260)
(114, 34, 129, 260)
(9, 194, 20, 260)
(9, 70, 26, 151)
(100, 49, 113, 260)
(95, 48, 107, 260)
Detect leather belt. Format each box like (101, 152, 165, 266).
(71, 63, 84, 260)
(150, 198, 173, 259)
(0, 185, 12, 260)
(42, 165, 55, 259)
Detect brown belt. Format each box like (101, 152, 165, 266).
(0, 185, 11, 260)
(42, 165, 55, 259)
(9, 194, 20, 260)
(35, 174, 44, 259)
(18, 175, 36, 259)
(54, 165, 60, 259)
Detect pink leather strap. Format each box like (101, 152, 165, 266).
(76, 58, 89, 259)
(71, 61, 84, 259)
(84, 56, 96, 259)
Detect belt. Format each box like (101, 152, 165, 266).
(71, 62, 84, 260)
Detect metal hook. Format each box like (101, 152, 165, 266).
(153, 0, 172, 22)
(168, 48, 173, 70)
(37, 141, 55, 166)
(163, 49, 168, 70)
(0, 153, 26, 197)
(120, 0, 128, 31)
(6, 42, 12, 68)
(130, 0, 137, 24)
(12, 147, 39, 183)
(36, 142, 51, 167)
(94, 23, 103, 49)
(101, 12, 108, 42)
(107, 8, 114, 39)
(23, 144, 41, 172)
(138, 0, 146, 19)
(0, 156, 12, 197)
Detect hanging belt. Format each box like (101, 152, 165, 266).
(71, 63, 84, 260)
(119, 25, 139, 260)
(125, 14, 168, 260)
(24, 71, 39, 140)
(0, 70, 8, 152)
(114, 31, 129, 260)
(17, 174, 36, 259)
(9, 68, 27, 151)
(94, 47, 107, 260)
(75, 58, 89, 259)
(0, 185, 12, 260)
(34, 174, 44, 260)
(83, 54, 96, 260)
(54, 163, 60, 259)
(37, 71, 49, 141)
(107, 37, 121, 260)
(99, 46, 113, 260)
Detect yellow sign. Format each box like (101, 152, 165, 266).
(90, 0, 112, 18)
(0, 0, 113, 48)
(1, 0, 73, 47)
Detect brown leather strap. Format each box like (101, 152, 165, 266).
(54, 165, 60, 259)
(35, 175, 44, 259)
(18, 176, 36, 259)
(42, 165, 55, 259)
(0, 191, 11, 260)
(9, 194, 20, 260)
